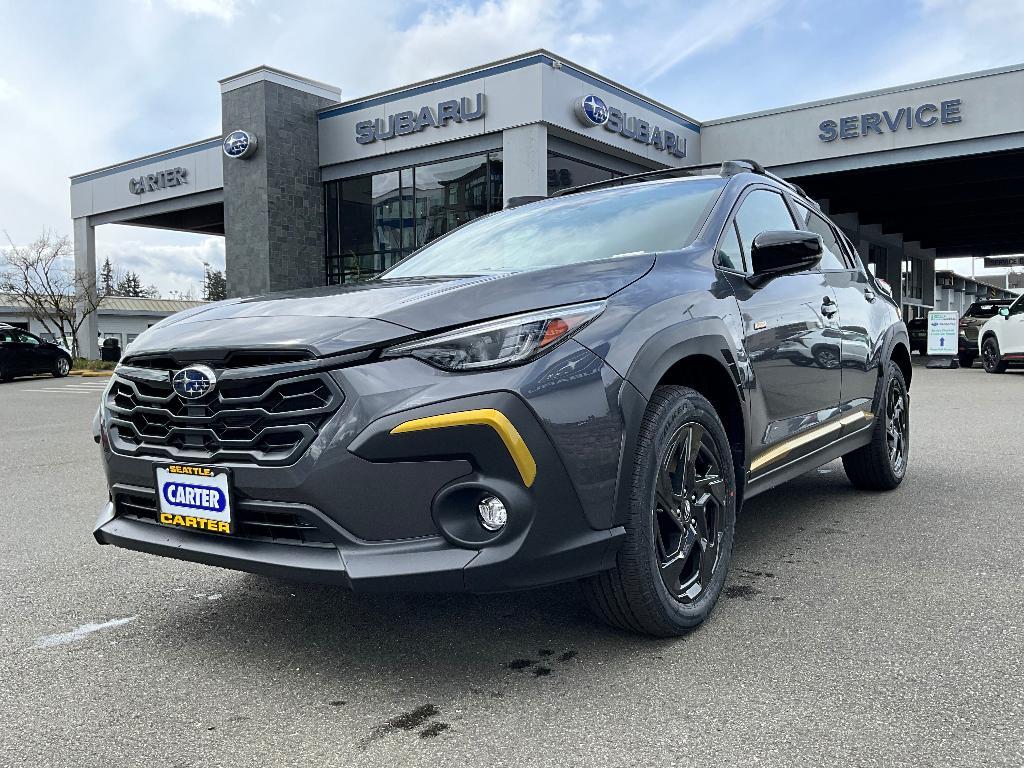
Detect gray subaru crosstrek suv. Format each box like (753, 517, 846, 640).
(93, 160, 911, 636)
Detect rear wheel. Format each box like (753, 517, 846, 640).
(842, 360, 909, 491)
(52, 356, 70, 378)
(581, 385, 736, 637)
(957, 354, 975, 368)
(0, 363, 11, 382)
(981, 337, 1007, 374)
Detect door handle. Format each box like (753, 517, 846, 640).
(864, 289, 876, 302)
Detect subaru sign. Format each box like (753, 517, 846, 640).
(356, 94, 486, 145)
(573, 95, 687, 158)
(223, 130, 258, 159)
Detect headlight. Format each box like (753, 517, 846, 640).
(382, 301, 605, 371)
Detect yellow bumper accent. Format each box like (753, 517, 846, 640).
(390, 408, 537, 487)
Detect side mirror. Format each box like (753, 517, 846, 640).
(747, 230, 823, 287)
(999, 307, 1010, 317)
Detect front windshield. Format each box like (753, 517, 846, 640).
(382, 178, 724, 278)
(966, 303, 1006, 318)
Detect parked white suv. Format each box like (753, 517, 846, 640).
(979, 293, 1024, 373)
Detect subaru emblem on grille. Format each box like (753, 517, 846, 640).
(171, 365, 217, 400)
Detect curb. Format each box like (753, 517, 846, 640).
(71, 370, 114, 377)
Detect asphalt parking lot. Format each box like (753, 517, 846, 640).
(1, 362, 1021, 768)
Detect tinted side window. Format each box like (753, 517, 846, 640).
(717, 221, 744, 271)
(0, 329, 14, 344)
(734, 190, 797, 274)
(16, 331, 39, 345)
(795, 206, 848, 270)
(1010, 296, 1024, 316)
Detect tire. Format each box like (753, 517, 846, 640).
(842, 360, 909, 491)
(52, 356, 71, 378)
(981, 337, 1008, 374)
(0, 364, 11, 383)
(957, 354, 975, 369)
(581, 385, 737, 637)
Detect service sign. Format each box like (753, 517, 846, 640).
(926, 311, 959, 356)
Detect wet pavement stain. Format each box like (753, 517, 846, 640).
(505, 658, 536, 671)
(533, 666, 553, 677)
(538, 648, 554, 657)
(419, 722, 450, 738)
(557, 650, 577, 663)
(362, 704, 441, 747)
(329, 700, 347, 707)
(724, 584, 760, 600)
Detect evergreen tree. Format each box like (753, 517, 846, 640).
(202, 263, 227, 301)
(99, 257, 116, 296)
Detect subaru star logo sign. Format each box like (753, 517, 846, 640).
(223, 130, 257, 159)
(575, 95, 609, 127)
(171, 365, 217, 400)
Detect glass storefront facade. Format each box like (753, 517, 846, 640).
(323, 148, 628, 283)
(324, 151, 503, 283)
(546, 152, 622, 196)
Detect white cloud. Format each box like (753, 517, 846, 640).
(635, 0, 783, 86)
(0, 78, 18, 101)
(164, 0, 252, 23)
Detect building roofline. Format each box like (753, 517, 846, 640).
(70, 136, 221, 183)
(317, 49, 701, 129)
(219, 65, 341, 100)
(704, 61, 1024, 126)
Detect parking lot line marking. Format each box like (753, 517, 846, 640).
(20, 387, 107, 393)
(34, 616, 138, 649)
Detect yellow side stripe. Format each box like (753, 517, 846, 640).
(750, 409, 874, 473)
(390, 408, 537, 488)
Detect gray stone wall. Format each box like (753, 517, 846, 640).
(222, 81, 332, 297)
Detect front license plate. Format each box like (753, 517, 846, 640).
(154, 464, 233, 535)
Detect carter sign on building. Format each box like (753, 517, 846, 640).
(128, 167, 188, 195)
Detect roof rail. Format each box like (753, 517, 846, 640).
(549, 162, 726, 197)
(550, 158, 816, 203)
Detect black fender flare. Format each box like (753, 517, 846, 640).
(612, 319, 747, 527)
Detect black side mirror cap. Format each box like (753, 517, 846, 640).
(747, 230, 823, 287)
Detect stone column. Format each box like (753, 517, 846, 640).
(73, 216, 98, 359)
(219, 68, 341, 297)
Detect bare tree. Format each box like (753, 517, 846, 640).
(0, 230, 102, 358)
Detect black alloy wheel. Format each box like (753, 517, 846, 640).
(653, 423, 726, 603)
(982, 337, 1007, 374)
(884, 375, 908, 476)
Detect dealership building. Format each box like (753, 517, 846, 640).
(70, 51, 1024, 358)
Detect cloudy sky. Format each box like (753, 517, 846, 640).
(1, 0, 1022, 295)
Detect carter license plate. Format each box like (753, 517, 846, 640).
(154, 464, 233, 535)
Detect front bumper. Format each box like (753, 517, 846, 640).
(94, 341, 629, 592)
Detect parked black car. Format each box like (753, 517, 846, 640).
(907, 316, 928, 354)
(0, 324, 72, 381)
(93, 160, 911, 636)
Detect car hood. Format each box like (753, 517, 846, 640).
(127, 255, 655, 358)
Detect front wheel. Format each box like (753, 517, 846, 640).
(957, 354, 975, 369)
(581, 385, 736, 637)
(981, 337, 1008, 374)
(842, 360, 909, 491)
(53, 356, 71, 378)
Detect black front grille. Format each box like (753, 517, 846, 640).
(115, 493, 333, 548)
(106, 367, 343, 466)
(123, 350, 314, 370)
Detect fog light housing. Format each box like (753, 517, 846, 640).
(477, 496, 508, 531)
